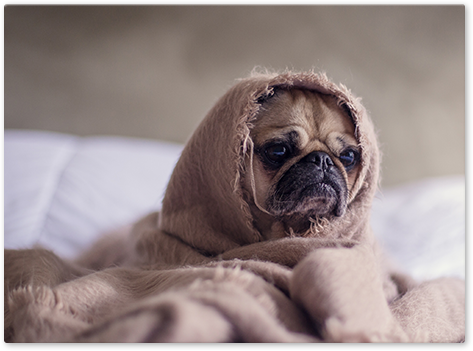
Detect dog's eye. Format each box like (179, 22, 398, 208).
(264, 143, 291, 166)
(339, 149, 358, 170)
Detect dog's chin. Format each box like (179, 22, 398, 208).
(267, 182, 347, 234)
(295, 183, 340, 214)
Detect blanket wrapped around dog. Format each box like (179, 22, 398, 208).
(4, 71, 465, 342)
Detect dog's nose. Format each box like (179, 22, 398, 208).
(303, 151, 334, 170)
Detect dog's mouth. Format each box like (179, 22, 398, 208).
(265, 162, 348, 231)
(299, 182, 339, 211)
(268, 181, 345, 234)
(269, 181, 343, 216)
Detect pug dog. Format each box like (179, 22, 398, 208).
(243, 88, 360, 240)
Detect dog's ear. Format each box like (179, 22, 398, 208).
(256, 90, 274, 104)
(256, 87, 284, 104)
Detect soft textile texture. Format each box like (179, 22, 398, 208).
(131, 71, 382, 267)
(4, 71, 465, 342)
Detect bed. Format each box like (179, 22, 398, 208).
(4, 129, 465, 282)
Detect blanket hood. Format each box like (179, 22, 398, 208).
(160, 71, 380, 256)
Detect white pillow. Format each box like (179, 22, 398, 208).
(4, 130, 183, 258)
(371, 176, 465, 281)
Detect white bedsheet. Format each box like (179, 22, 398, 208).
(4, 129, 465, 282)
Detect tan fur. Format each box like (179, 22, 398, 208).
(4, 70, 464, 342)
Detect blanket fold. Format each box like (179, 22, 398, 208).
(4, 70, 465, 343)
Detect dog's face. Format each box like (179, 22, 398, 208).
(246, 88, 361, 238)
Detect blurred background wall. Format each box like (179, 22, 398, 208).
(4, 5, 464, 186)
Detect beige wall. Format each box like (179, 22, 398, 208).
(4, 5, 464, 186)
